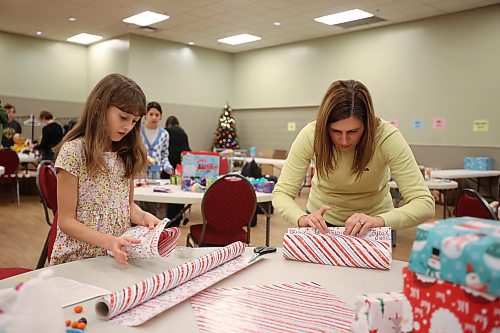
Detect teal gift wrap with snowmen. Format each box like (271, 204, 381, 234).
(408, 217, 500, 296)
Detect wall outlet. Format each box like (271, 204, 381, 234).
(287, 122, 296, 131)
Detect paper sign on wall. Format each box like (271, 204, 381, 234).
(389, 119, 399, 128)
(411, 119, 424, 130)
(432, 117, 446, 129)
(473, 119, 489, 132)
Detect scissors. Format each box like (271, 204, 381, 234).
(248, 246, 277, 263)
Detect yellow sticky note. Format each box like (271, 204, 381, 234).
(473, 120, 489, 132)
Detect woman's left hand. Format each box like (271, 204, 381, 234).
(141, 212, 161, 229)
(344, 213, 385, 237)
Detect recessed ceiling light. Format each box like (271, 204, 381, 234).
(36, 31, 43, 36)
(188, 42, 194, 45)
(218, 34, 261, 46)
(314, 9, 373, 25)
(273, 22, 281, 26)
(68, 17, 76, 22)
(66, 33, 103, 45)
(123, 11, 169, 26)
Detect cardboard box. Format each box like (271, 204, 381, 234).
(408, 218, 500, 296)
(464, 157, 493, 170)
(403, 267, 499, 332)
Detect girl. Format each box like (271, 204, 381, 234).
(272, 80, 434, 236)
(141, 101, 174, 179)
(52, 73, 160, 265)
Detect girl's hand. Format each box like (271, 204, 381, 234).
(297, 205, 331, 234)
(344, 213, 385, 237)
(110, 236, 140, 265)
(141, 212, 161, 229)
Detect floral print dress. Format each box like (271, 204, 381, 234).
(50, 138, 131, 265)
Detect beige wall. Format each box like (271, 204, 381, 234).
(231, 5, 500, 148)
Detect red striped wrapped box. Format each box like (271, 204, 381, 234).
(283, 227, 392, 270)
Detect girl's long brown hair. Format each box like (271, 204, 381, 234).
(55, 73, 147, 179)
(314, 80, 379, 180)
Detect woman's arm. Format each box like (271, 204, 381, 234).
(272, 122, 315, 225)
(379, 130, 435, 229)
(57, 169, 139, 264)
(160, 130, 173, 174)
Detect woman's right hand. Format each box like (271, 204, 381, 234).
(297, 205, 331, 234)
(110, 236, 141, 265)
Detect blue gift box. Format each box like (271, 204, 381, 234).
(464, 156, 493, 170)
(408, 217, 500, 296)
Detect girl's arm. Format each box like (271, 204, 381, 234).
(129, 179, 161, 228)
(57, 169, 140, 265)
(161, 130, 174, 174)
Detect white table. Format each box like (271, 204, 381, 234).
(0, 247, 406, 332)
(388, 179, 459, 218)
(17, 152, 39, 163)
(431, 169, 500, 200)
(134, 184, 274, 246)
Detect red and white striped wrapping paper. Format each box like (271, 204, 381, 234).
(191, 281, 354, 333)
(106, 219, 180, 259)
(283, 227, 392, 270)
(95, 241, 248, 325)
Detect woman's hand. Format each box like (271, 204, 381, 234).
(344, 213, 385, 237)
(110, 236, 141, 265)
(297, 205, 331, 234)
(140, 211, 161, 229)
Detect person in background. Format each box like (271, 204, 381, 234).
(165, 115, 191, 225)
(34, 110, 63, 161)
(140, 102, 174, 218)
(165, 115, 191, 170)
(0, 102, 7, 149)
(1, 104, 22, 149)
(272, 80, 435, 236)
(53, 73, 159, 265)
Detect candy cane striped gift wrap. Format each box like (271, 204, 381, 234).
(191, 281, 354, 333)
(106, 219, 180, 259)
(95, 241, 255, 326)
(283, 227, 392, 270)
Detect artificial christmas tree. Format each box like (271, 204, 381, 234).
(212, 104, 240, 150)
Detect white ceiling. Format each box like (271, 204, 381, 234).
(1, 0, 499, 53)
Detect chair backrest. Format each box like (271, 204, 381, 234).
(454, 188, 498, 220)
(36, 160, 58, 226)
(36, 213, 58, 269)
(0, 149, 20, 176)
(219, 157, 229, 175)
(201, 174, 257, 234)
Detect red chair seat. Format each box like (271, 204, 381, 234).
(0, 267, 32, 280)
(189, 224, 247, 246)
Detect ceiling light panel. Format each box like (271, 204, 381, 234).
(314, 9, 373, 26)
(66, 33, 103, 45)
(218, 34, 261, 45)
(123, 11, 169, 26)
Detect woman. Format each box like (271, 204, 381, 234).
(272, 80, 434, 236)
(165, 115, 191, 170)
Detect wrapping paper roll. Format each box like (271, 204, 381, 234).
(96, 241, 245, 322)
(106, 219, 180, 259)
(283, 227, 392, 270)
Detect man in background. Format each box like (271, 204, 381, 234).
(1, 104, 22, 149)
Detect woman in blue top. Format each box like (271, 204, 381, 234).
(141, 102, 173, 179)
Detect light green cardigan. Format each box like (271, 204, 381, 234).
(271, 120, 435, 230)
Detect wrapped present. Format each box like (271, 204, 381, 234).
(403, 267, 499, 333)
(283, 227, 392, 270)
(464, 157, 493, 170)
(351, 292, 403, 333)
(181, 151, 220, 179)
(408, 218, 500, 296)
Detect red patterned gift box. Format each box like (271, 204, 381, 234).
(402, 267, 499, 333)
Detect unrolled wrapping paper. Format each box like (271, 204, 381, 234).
(95, 241, 250, 326)
(191, 281, 354, 333)
(283, 227, 392, 270)
(106, 219, 180, 259)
